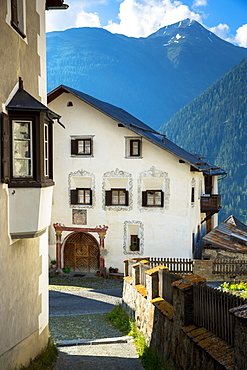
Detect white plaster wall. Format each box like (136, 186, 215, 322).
(49, 93, 208, 270)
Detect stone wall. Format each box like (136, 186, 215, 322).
(123, 260, 247, 370)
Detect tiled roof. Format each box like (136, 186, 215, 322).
(203, 216, 247, 253)
(48, 85, 226, 176)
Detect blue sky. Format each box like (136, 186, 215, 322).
(46, 0, 247, 47)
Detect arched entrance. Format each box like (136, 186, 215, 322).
(64, 232, 100, 272)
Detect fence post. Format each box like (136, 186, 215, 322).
(145, 265, 168, 301)
(123, 259, 129, 277)
(172, 274, 206, 327)
(193, 260, 214, 280)
(229, 304, 247, 370)
(132, 262, 140, 285)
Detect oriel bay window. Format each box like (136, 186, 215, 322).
(105, 189, 129, 206)
(142, 190, 164, 207)
(2, 80, 61, 187)
(71, 188, 92, 205)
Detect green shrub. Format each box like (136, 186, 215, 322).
(108, 305, 169, 370)
(18, 339, 58, 370)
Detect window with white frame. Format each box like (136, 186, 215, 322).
(125, 137, 142, 158)
(44, 123, 49, 177)
(13, 120, 32, 177)
(71, 136, 93, 156)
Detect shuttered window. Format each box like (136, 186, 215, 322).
(71, 188, 92, 205)
(142, 190, 164, 207)
(105, 189, 129, 206)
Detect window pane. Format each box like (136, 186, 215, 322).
(147, 191, 154, 205)
(78, 190, 84, 203)
(13, 120, 32, 177)
(85, 190, 91, 204)
(14, 141, 30, 158)
(13, 121, 30, 140)
(13, 159, 32, 177)
(155, 192, 162, 205)
(85, 140, 91, 154)
(78, 141, 85, 153)
(112, 190, 119, 204)
(119, 190, 126, 204)
(132, 141, 139, 155)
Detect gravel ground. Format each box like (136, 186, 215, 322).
(50, 275, 144, 369)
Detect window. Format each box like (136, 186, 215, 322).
(130, 235, 140, 251)
(130, 139, 140, 156)
(142, 190, 164, 207)
(105, 189, 129, 206)
(71, 188, 92, 205)
(191, 187, 195, 203)
(71, 137, 93, 156)
(13, 120, 32, 177)
(125, 137, 142, 158)
(2, 84, 56, 188)
(11, 0, 26, 38)
(44, 124, 49, 177)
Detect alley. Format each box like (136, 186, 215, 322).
(49, 275, 144, 369)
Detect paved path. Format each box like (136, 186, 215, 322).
(49, 281, 144, 369)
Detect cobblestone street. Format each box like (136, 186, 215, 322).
(49, 276, 144, 369)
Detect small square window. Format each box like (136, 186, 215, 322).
(71, 188, 92, 205)
(130, 235, 140, 251)
(130, 139, 140, 156)
(105, 189, 129, 206)
(142, 190, 164, 207)
(71, 138, 93, 156)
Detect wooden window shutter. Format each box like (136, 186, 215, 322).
(142, 191, 147, 206)
(89, 189, 93, 205)
(105, 190, 112, 206)
(161, 191, 164, 207)
(70, 189, 77, 205)
(1, 113, 11, 183)
(71, 139, 78, 155)
(125, 190, 129, 206)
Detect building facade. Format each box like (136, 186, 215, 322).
(48, 85, 226, 273)
(0, 1, 67, 369)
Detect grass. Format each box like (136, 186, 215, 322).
(108, 305, 170, 370)
(17, 339, 57, 370)
(221, 281, 247, 298)
(49, 275, 123, 291)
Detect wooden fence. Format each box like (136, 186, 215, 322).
(193, 283, 247, 345)
(159, 269, 182, 305)
(213, 259, 247, 275)
(149, 257, 193, 274)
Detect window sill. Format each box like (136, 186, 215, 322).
(71, 155, 94, 158)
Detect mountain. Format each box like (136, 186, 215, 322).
(159, 57, 247, 223)
(46, 19, 247, 130)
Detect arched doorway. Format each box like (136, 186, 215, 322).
(64, 232, 100, 272)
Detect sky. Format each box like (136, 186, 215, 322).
(46, 0, 247, 47)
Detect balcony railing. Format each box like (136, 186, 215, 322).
(201, 194, 221, 213)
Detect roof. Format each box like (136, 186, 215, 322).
(202, 215, 247, 253)
(47, 85, 226, 176)
(7, 84, 61, 121)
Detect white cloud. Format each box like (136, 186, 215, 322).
(104, 0, 202, 37)
(209, 23, 230, 40)
(193, 0, 207, 7)
(234, 24, 247, 48)
(76, 10, 101, 28)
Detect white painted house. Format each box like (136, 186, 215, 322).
(0, 2, 68, 368)
(48, 85, 226, 273)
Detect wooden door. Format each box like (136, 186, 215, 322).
(64, 232, 100, 272)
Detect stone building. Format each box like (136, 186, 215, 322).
(0, 1, 68, 368)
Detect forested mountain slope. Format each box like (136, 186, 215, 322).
(47, 19, 247, 130)
(160, 57, 247, 223)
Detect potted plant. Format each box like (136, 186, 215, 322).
(50, 260, 57, 268)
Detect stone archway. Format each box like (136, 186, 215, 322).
(64, 232, 100, 272)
